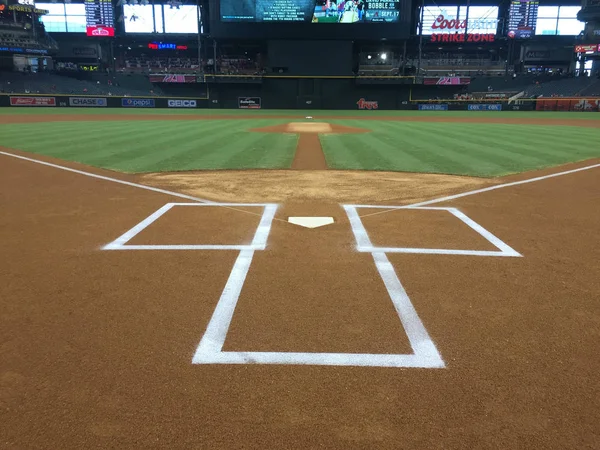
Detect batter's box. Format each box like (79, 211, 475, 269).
(344, 205, 522, 258)
(103, 203, 278, 251)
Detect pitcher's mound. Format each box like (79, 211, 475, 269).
(252, 122, 368, 134)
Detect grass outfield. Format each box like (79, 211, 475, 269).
(0, 109, 598, 175)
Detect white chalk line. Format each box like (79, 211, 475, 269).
(193, 205, 445, 368)
(348, 206, 521, 257)
(103, 203, 278, 251)
(358, 161, 600, 218)
(0, 150, 288, 223)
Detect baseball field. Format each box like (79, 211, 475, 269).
(1, 108, 599, 448)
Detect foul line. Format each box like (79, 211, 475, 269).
(359, 162, 600, 218)
(0, 150, 289, 223)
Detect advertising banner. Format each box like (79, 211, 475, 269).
(468, 104, 502, 111)
(424, 77, 471, 85)
(356, 98, 379, 110)
(238, 97, 261, 109)
(418, 104, 449, 111)
(167, 99, 197, 108)
(149, 75, 197, 83)
(10, 96, 56, 106)
(121, 98, 156, 108)
(69, 97, 107, 107)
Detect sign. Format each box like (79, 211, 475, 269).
(418, 104, 448, 111)
(168, 99, 197, 108)
(78, 64, 100, 72)
(430, 33, 495, 43)
(121, 98, 155, 108)
(69, 97, 107, 107)
(508, 0, 539, 39)
(424, 77, 470, 85)
(238, 97, 261, 109)
(148, 43, 189, 50)
(574, 44, 600, 53)
(85, 0, 114, 37)
(148, 74, 197, 83)
(468, 104, 502, 111)
(0, 46, 49, 55)
(6, 4, 49, 14)
(356, 98, 379, 110)
(10, 96, 56, 106)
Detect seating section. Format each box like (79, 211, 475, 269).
(522, 77, 600, 97)
(0, 72, 164, 97)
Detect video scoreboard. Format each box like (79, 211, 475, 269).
(508, 0, 539, 39)
(85, 0, 115, 36)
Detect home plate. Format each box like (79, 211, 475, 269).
(288, 217, 334, 228)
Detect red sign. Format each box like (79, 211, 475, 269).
(86, 26, 115, 37)
(148, 43, 188, 50)
(431, 33, 495, 43)
(574, 44, 600, 53)
(10, 96, 56, 106)
(357, 98, 379, 110)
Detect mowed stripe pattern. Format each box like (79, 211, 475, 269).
(321, 121, 600, 177)
(0, 120, 298, 172)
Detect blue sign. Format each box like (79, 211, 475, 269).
(121, 98, 155, 108)
(418, 104, 448, 111)
(468, 104, 502, 111)
(0, 47, 48, 54)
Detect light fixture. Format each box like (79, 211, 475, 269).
(367, 54, 372, 60)
(381, 53, 387, 60)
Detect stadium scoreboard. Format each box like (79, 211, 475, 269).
(85, 0, 115, 36)
(508, 0, 539, 39)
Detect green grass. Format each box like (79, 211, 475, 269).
(0, 110, 599, 176)
(0, 119, 298, 172)
(321, 120, 600, 176)
(1, 107, 600, 120)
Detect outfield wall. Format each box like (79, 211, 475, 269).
(1, 93, 599, 112)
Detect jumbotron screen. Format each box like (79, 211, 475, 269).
(220, 0, 402, 23)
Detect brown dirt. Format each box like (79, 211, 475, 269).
(2, 113, 600, 128)
(292, 134, 328, 170)
(1, 149, 600, 449)
(141, 169, 492, 204)
(252, 122, 368, 170)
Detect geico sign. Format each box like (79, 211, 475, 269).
(430, 14, 498, 32)
(168, 99, 197, 108)
(69, 97, 107, 107)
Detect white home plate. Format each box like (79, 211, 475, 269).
(288, 217, 334, 228)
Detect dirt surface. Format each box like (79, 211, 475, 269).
(2, 113, 600, 128)
(1, 147, 599, 449)
(252, 122, 368, 170)
(141, 169, 492, 203)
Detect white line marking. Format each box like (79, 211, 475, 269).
(343, 205, 374, 249)
(102, 203, 174, 250)
(102, 203, 277, 251)
(448, 208, 522, 257)
(0, 151, 213, 204)
(193, 249, 256, 358)
(371, 252, 444, 363)
(407, 162, 600, 208)
(194, 351, 445, 368)
(358, 247, 517, 256)
(105, 244, 265, 251)
(251, 204, 278, 249)
(347, 206, 521, 257)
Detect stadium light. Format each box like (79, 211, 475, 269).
(381, 53, 387, 60)
(367, 55, 372, 60)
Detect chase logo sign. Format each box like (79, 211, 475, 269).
(121, 98, 155, 108)
(69, 97, 107, 107)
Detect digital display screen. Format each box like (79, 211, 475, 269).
(421, 6, 498, 35)
(220, 0, 402, 23)
(508, 0, 538, 39)
(534, 5, 583, 36)
(37, 3, 88, 33)
(85, 0, 115, 36)
(124, 4, 199, 33)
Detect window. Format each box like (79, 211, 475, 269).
(37, 2, 88, 33)
(536, 6, 583, 35)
